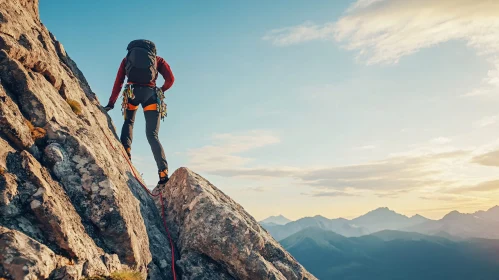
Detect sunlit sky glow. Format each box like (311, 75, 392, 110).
(40, 0, 499, 220)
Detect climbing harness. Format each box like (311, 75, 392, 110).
(95, 115, 177, 280)
(156, 87, 167, 121)
(122, 85, 167, 121)
(121, 84, 135, 119)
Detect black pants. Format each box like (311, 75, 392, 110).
(120, 86, 168, 172)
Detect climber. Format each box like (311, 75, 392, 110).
(103, 39, 174, 186)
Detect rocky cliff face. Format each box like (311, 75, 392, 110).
(0, 1, 316, 279)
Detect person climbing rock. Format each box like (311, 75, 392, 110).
(103, 39, 174, 186)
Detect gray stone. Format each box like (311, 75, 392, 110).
(154, 168, 317, 280)
(0, 226, 65, 280)
(51, 265, 83, 280)
(43, 142, 64, 166)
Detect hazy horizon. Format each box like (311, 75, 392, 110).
(260, 204, 499, 221)
(39, 0, 499, 221)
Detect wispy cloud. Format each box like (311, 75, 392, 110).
(187, 130, 280, 171)
(430, 137, 452, 145)
(375, 189, 410, 198)
(409, 203, 492, 215)
(334, 0, 499, 65)
(209, 150, 469, 193)
(419, 194, 469, 202)
(262, 21, 335, 46)
(449, 179, 499, 194)
(348, 0, 385, 11)
(187, 130, 499, 206)
(472, 149, 499, 167)
(305, 190, 360, 197)
(244, 186, 269, 193)
(264, 0, 499, 96)
(474, 115, 499, 128)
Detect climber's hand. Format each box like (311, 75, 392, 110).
(103, 104, 113, 112)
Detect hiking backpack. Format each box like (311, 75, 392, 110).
(125, 39, 158, 84)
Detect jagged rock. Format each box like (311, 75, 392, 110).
(43, 142, 64, 166)
(0, 226, 67, 280)
(0, 83, 35, 151)
(0, 0, 170, 278)
(154, 168, 316, 280)
(51, 265, 82, 280)
(0, 1, 316, 279)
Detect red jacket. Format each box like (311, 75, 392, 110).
(107, 56, 174, 107)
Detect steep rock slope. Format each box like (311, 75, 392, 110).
(0, 0, 172, 278)
(155, 168, 315, 280)
(0, 1, 315, 279)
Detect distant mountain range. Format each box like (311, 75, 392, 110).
(260, 206, 499, 241)
(281, 227, 499, 280)
(260, 214, 292, 225)
(351, 207, 430, 232)
(406, 206, 499, 239)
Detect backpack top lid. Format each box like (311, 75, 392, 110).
(127, 39, 157, 55)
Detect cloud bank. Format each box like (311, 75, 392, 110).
(187, 129, 499, 202)
(264, 0, 499, 96)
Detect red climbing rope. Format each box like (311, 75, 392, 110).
(100, 127, 177, 280)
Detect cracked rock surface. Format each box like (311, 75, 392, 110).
(154, 168, 316, 280)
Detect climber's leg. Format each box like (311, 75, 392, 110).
(143, 97, 168, 175)
(120, 104, 138, 159)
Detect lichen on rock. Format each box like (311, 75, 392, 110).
(154, 168, 316, 280)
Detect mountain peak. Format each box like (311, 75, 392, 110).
(474, 205, 499, 222)
(267, 214, 287, 219)
(260, 214, 292, 225)
(445, 210, 462, 216)
(410, 214, 429, 221)
(313, 214, 329, 219)
(351, 207, 419, 232)
(442, 210, 467, 221)
(361, 207, 401, 217)
(372, 207, 397, 214)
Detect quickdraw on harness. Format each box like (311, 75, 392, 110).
(156, 87, 167, 121)
(121, 85, 167, 121)
(121, 84, 135, 119)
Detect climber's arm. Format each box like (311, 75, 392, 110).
(105, 58, 127, 110)
(157, 56, 175, 92)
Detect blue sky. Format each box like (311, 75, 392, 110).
(40, 0, 499, 220)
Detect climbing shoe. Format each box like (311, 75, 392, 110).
(157, 169, 169, 186)
(125, 147, 131, 160)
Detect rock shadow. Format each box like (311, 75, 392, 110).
(126, 171, 180, 280)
